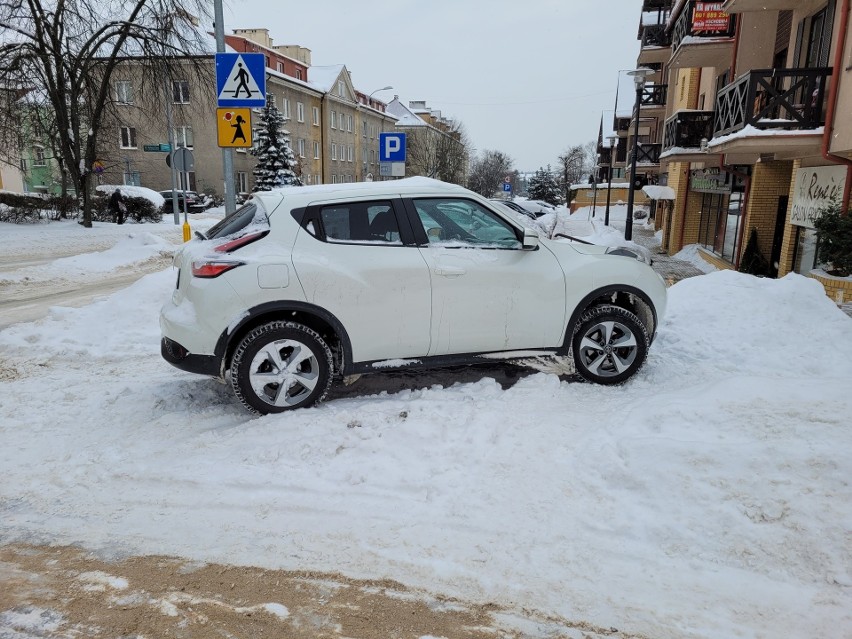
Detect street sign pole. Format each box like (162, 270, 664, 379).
(164, 78, 180, 225)
(214, 0, 236, 215)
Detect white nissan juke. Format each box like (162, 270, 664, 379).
(161, 177, 667, 414)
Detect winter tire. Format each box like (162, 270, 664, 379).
(230, 321, 334, 414)
(572, 304, 650, 385)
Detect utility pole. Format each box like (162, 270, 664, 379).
(214, 0, 236, 214)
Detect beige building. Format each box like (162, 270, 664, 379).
(619, 0, 851, 302)
(97, 29, 397, 197)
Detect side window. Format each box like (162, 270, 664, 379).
(318, 200, 402, 245)
(412, 198, 520, 249)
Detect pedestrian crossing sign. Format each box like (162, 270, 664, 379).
(217, 108, 253, 148)
(215, 53, 266, 107)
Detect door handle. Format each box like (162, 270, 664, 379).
(434, 266, 466, 277)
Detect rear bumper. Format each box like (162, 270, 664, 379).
(161, 337, 221, 377)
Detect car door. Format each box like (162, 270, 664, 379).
(290, 197, 432, 364)
(405, 197, 566, 356)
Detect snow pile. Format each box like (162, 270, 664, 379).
(673, 243, 719, 273)
(96, 184, 166, 208)
(0, 232, 174, 284)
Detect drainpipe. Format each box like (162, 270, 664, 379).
(822, 0, 852, 212)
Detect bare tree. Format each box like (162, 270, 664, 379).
(467, 149, 513, 197)
(556, 144, 589, 204)
(406, 120, 471, 186)
(0, 0, 211, 226)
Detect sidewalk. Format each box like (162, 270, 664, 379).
(628, 222, 706, 284)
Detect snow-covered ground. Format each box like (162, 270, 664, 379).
(1, 212, 851, 639)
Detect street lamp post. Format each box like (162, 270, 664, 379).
(604, 135, 617, 226)
(625, 67, 654, 241)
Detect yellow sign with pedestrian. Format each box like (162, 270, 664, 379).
(217, 108, 252, 148)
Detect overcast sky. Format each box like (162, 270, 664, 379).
(225, 0, 642, 171)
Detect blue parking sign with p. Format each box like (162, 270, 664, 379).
(379, 133, 406, 162)
(503, 182, 512, 192)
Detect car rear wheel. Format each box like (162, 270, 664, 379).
(230, 321, 333, 414)
(572, 305, 649, 385)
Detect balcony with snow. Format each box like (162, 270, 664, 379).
(708, 67, 831, 158)
(661, 110, 715, 163)
(668, 0, 737, 69)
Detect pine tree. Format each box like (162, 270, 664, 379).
(527, 165, 561, 205)
(251, 102, 302, 191)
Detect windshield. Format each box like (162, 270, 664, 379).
(204, 202, 264, 240)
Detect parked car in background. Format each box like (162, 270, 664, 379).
(513, 199, 551, 218)
(489, 198, 536, 220)
(159, 190, 212, 213)
(161, 177, 667, 414)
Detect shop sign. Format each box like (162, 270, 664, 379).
(692, 2, 731, 32)
(790, 165, 847, 229)
(690, 168, 731, 194)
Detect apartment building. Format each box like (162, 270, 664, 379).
(623, 0, 851, 303)
(96, 29, 396, 196)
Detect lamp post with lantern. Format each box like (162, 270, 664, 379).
(624, 67, 655, 241)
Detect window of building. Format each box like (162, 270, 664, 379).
(237, 171, 249, 193)
(298, 138, 305, 157)
(120, 126, 137, 148)
(331, 143, 337, 160)
(277, 62, 283, 73)
(338, 81, 345, 97)
(332, 174, 337, 184)
(33, 146, 46, 167)
(283, 98, 291, 120)
(297, 102, 304, 122)
(19, 158, 27, 172)
(123, 171, 141, 186)
(363, 121, 367, 138)
(697, 190, 745, 264)
(312, 106, 320, 126)
(173, 125, 193, 149)
(115, 80, 133, 104)
(266, 93, 276, 108)
(296, 69, 303, 80)
(313, 141, 320, 159)
(172, 80, 190, 104)
(347, 115, 353, 132)
(331, 111, 337, 129)
(347, 145, 353, 162)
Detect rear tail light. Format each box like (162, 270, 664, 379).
(214, 230, 268, 253)
(191, 260, 244, 278)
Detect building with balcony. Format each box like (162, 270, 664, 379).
(614, 0, 851, 301)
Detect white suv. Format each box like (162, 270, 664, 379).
(161, 178, 666, 414)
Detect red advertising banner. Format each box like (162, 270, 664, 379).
(692, 2, 731, 32)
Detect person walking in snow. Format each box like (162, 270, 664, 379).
(109, 188, 126, 225)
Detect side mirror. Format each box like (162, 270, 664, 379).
(522, 227, 539, 250)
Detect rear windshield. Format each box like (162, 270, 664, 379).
(205, 202, 264, 239)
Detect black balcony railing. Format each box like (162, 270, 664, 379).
(671, 0, 736, 52)
(713, 67, 832, 137)
(640, 84, 668, 108)
(641, 23, 672, 48)
(663, 110, 715, 151)
(628, 143, 662, 167)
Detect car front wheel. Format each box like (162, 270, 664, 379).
(230, 321, 333, 414)
(572, 305, 649, 385)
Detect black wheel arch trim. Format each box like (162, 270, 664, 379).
(214, 301, 354, 376)
(563, 284, 658, 348)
